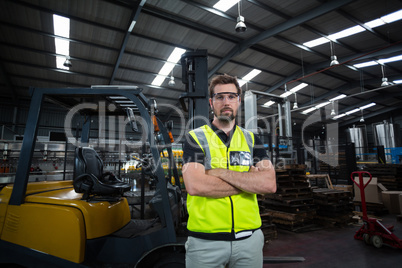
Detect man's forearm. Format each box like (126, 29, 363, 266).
(206, 164, 276, 194)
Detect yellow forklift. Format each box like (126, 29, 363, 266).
(0, 86, 185, 267)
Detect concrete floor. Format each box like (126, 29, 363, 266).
(263, 214, 402, 267)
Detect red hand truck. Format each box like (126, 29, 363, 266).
(351, 171, 402, 249)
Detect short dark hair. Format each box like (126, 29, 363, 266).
(209, 74, 242, 97)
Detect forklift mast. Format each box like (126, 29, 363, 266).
(179, 50, 210, 129)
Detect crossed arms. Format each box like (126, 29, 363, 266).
(182, 159, 277, 198)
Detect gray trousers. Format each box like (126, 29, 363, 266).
(185, 229, 264, 268)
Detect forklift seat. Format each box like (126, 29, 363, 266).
(73, 147, 131, 200)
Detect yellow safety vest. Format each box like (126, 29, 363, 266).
(187, 124, 261, 240)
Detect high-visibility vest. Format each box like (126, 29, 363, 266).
(187, 124, 261, 240)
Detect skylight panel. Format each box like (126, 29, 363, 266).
(353, 61, 377, 68)
(381, 9, 402, 23)
(333, 113, 346, 120)
(360, 102, 376, 110)
(303, 37, 329, 48)
(262, 101, 275, 108)
(303, 9, 402, 48)
(353, 54, 402, 69)
(329, 94, 347, 102)
(301, 107, 317, 114)
(345, 108, 360, 115)
(151, 47, 186, 86)
(289, 83, 308, 93)
(238, 69, 261, 87)
(213, 0, 240, 12)
(365, 18, 385, 28)
(379, 55, 402, 64)
(315, 101, 331, 108)
(280, 91, 293, 98)
(328, 25, 365, 40)
(53, 14, 70, 70)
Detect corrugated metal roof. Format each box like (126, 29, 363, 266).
(0, 0, 401, 127)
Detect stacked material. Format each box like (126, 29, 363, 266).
(261, 165, 318, 232)
(312, 188, 353, 226)
(259, 211, 277, 242)
(364, 164, 402, 190)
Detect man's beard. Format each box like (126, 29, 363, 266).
(214, 106, 236, 123)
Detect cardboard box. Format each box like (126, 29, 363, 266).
(333, 184, 353, 193)
(382, 191, 402, 214)
(353, 177, 387, 204)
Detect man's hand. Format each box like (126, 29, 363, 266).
(182, 162, 242, 198)
(249, 166, 260, 173)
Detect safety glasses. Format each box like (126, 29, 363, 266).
(212, 92, 240, 103)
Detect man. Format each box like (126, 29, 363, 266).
(182, 74, 277, 267)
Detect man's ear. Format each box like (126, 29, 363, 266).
(209, 98, 213, 108)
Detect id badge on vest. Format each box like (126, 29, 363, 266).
(230, 151, 251, 166)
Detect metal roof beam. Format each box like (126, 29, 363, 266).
(109, 0, 146, 84)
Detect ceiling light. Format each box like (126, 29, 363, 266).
(359, 110, 365, 123)
(235, 1, 246, 32)
(63, 56, 72, 68)
(168, 76, 176, 86)
(293, 93, 298, 109)
(168, 69, 176, 86)
(330, 56, 339, 66)
(329, 41, 339, 66)
(381, 78, 390, 87)
(330, 101, 336, 116)
(236, 16, 246, 32)
(213, 0, 239, 12)
(393, 79, 402, 84)
(380, 65, 390, 87)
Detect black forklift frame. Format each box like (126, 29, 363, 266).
(2, 86, 181, 266)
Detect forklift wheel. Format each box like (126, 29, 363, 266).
(363, 234, 371, 245)
(370, 235, 383, 248)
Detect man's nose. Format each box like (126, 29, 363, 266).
(223, 96, 231, 104)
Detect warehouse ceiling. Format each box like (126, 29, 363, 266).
(0, 0, 402, 129)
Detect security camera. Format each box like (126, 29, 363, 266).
(235, 16, 247, 32)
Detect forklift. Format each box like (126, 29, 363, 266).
(0, 85, 186, 267)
